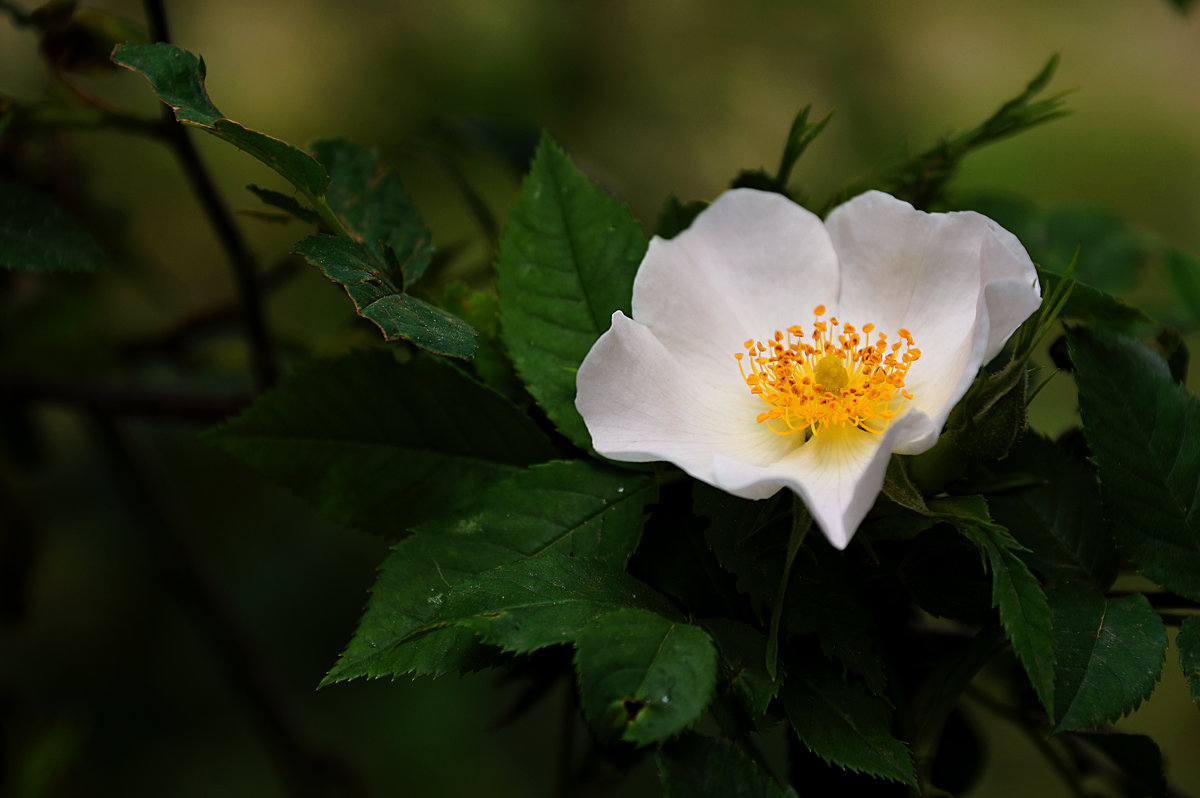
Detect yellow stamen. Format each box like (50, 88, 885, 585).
(736, 305, 920, 437)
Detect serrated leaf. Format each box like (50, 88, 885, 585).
(657, 735, 798, 798)
(430, 555, 675, 654)
(113, 43, 328, 198)
(0, 178, 104, 272)
(495, 133, 647, 450)
(1048, 584, 1167, 732)
(701, 619, 778, 719)
(1069, 327, 1200, 602)
(989, 435, 1119, 589)
(324, 461, 658, 683)
(951, 501, 1056, 716)
(440, 282, 524, 398)
(782, 660, 916, 786)
(574, 608, 717, 745)
(293, 234, 477, 357)
(246, 185, 320, 225)
(309, 138, 433, 286)
(1037, 266, 1153, 329)
(206, 349, 551, 536)
(1178, 616, 1200, 706)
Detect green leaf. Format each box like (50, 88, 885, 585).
(951, 500, 1056, 716)
(440, 283, 524, 398)
(701, 619, 778, 719)
(0, 178, 104, 272)
(989, 435, 1120, 589)
(309, 138, 433, 286)
(430, 555, 675, 654)
(324, 460, 656, 683)
(1168, 247, 1200, 326)
(246, 185, 320, 225)
(574, 608, 717, 745)
(1179, 616, 1200, 706)
(657, 735, 798, 798)
(495, 133, 647, 450)
(1037, 266, 1153, 329)
(206, 349, 552, 536)
(113, 43, 328, 199)
(1069, 327, 1200, 602)
(1048, 584, 1167, 732)
(782, 660, 916, 786)
(293, 234, 477, 358)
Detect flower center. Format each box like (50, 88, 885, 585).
(735, 304, 921, 437)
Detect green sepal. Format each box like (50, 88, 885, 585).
(945, 360, 1029, 461)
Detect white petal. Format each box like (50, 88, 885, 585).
(631, 189, 841, 387)
(576, 311, 795, 479)
(825, 191, 1039, 452)
(712, 414, 924, 549)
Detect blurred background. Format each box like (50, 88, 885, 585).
(2, 1, 1200, 795)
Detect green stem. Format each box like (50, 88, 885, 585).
(308, 193, 354, 239)
(765, 496, 811, 681)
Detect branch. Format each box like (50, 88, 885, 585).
(141, 0, 278, 390)
(0, 373, 253, 423)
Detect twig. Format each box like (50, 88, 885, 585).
(142, 0, 278, 390)
(0, 373, 252, 422)
(118, 254, 306, 363)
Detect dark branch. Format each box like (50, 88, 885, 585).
(0, 373, 253, 423)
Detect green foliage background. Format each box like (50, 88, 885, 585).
(4, 1, 1200, 796)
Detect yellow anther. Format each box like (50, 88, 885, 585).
(736, 306, 920, 437)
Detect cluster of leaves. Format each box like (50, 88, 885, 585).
(5, 32, 1200, 798)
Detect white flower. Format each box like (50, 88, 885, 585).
(575, 189, 1041, 549)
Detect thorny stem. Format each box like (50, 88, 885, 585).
(142, 0, 279, 390)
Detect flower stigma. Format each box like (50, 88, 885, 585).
(735, 304, 921, 438)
